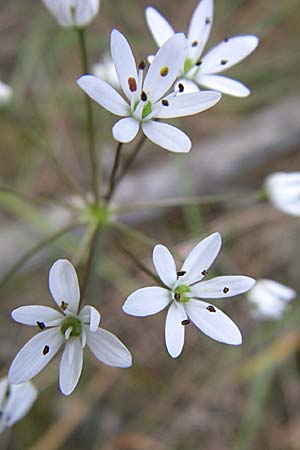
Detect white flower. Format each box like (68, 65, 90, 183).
(41, 0, 100, 27)
(123, 233, 255, 358)
(146, 0, 259, 97)
(0, 81, 12, 106)
(247, 279, 296, 320)
(92, 53, 119, 89)
(8, 259, 132, 396)
(0, 377, 38, 433)
(265, 172, 300, 217)
(77, 29, 221, 153)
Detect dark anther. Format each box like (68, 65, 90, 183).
(162, 99, 169, 106)
(191, 40, 198, 47)
(37, 321, 46, 330)
(174, 293, 181, 301)
(196, 59, 202, 66)
(224, 37, 229, 42)
(205, 17, 211, 25)
(128, 77, 137, 92)
(160, 66, 169, 77)
(221, 59, 228, 65)
(43, 345, 50, 356)
(181, 319, 190, 326)
(141, 91, 147, 101)
(61, 301, 69, 311)
(178, 83, 184, 92)
(223, 287, 229, 294)
(138, 60, 146, 70)
(201, 270, 208, 276)
(177, 270, 186, 277)
(207, 305, 216, 313)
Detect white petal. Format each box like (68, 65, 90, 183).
(86, 328, 132, 368)
(165, 302, 187, 358)
(11, 305, 64, 327)
(8, 328, 63, 384)
(110, 29, 138, 100)
(175, 79, 199, 94)
(142, 120, 191, 153)
(200, 35, 259, 74)
(2, 381, 38, 427)
(74, 0, 99, 27)
(0, 378, 8, 407)
(191, 275, 256, 298)
(112, 117, 139, 143)
(77, 75, 129, 116)
(49, 259, 80, 314)
(42, 0, 99, 27)
(79, 305, 101, 332)
(197, 74, 250, 97)
(181, 232, 222, 285)
(187, 0, 214, 61)
(145, 7, 175, 47)
(265, 172, 300, 217)
(152, 244, 177, 288)
(92, 53, 119, 89)
(156, 90, 221, 118)
(185, 299, 242, 345)
(123, 286, 171, 317)
(59, 339, 83, 395)
(0, 80, 12, 106)
(143, 33, 186, 104)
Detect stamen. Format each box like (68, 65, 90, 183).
(181, 319, 190, 326)
(201, 270, 208, 276)
(177, 270, 186, 276)
(191, 40, 198, 47)
(196, 59, 202, 66)
(61, 301, 68, 311)
(207, 305, 216, 313)
(43, 345, 50, 355)
(162, 99, 169, 106)
(224, 37, 229, 42)
(178, 83, 184, 93)
(205, 17, 211, 25)
(141, 91, 147, 102)
(223, 287, 229, 294)
(174, 293, 181, 301)
(160, 66, 169, 77)
(221, 59, 228, 65)
(128, 77, 137, 92)
(138, 60, 146, 70)
(37, 321, 46, 330)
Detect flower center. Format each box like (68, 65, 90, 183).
(61, 316, 82, 338)
(183, 58, 195, 75)
(173, 285, 191, 303)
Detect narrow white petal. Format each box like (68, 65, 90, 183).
(175, 79, 199, 94)
(75, 0, 99, 27)
(8, 328, 63, 384)
(110, 29, 138, 100)
(145, 7, 175, 47)
(165, 302, 187, 358)
(49, 259, 80, 314)
(200, 35, 259, 74)
(143, 33, 186, 103)
(181, 232, 222, 285)
(42, 0, 99, 27)
(156, 91, 221, 118)
(0, 378, 8, 406)
(87, 328, 132, 368)
(2, 381, 38, 427)
(59, 339, 83, 396)
(153, 244, 177, 288)
(265, 172, 300, 217)
(77, 75, 129, 116)
(0, 80, 13, 106)
(79, 305, 101, 332)
(112, 117, 139, 143)
(191, 275, 256, 298)
(185, 299, 242, 345)
(123, 286, 171, 317)
(11, 305, 63, 327)
(197, 74, 250, 97)
(187, 0, 214, 61)
(142, 120, 191, 153)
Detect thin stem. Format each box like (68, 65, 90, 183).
(0, 223, 77, 290)
(112, 221, 157, 247)
(80, 225, 101, 302)
(77, 28, 99, 205)
(105, 142, 123, 202)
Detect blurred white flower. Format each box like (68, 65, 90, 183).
(41, 0, 100, 27)
(9, 259, 132, 396)
(0, 377, 37, 433)
(78, 29, 221, 153)
(265, 172, 300, 217)
(146, 0, 259, 97)
(123, 232, 255, 358)
(0, 81, 13, 106)
(92, 53, 119, 89)
(247, 279, 296, 320)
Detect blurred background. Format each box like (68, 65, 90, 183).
(1, 0, 300, 449)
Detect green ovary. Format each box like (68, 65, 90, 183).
(142, 101, 152, 119)
(61, 316, 82, 338)
(183, 58, 194, 75)
(174, 285, 191, 303)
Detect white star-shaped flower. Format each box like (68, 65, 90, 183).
(0, 377, 38, 433)
(146, 0, 259, 97)
(247, 279, 296, 320)
(123, 232, 255, 358)
(41, 0, 100, 28)
(265, 172, 300, 217)
(77, 29, 221, 153)
(8, 259, 132, 396)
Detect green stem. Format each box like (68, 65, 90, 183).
(79, 225, 101, 302)
(112, 221, 157, 248)
(0, 223, 77, 290)
(105, 142, 123, 202)
(77, 28, 99, 205)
